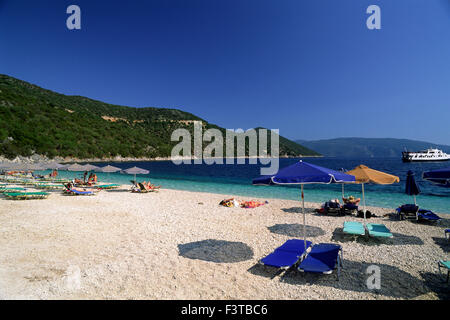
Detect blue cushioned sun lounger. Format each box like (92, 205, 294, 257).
(438, 260, 449, 283)
(417, 209, 441, 222)
(343, 221, 366, 236)
(260, 239, 312, 269)
(366, 223, 393, 238)
(297, 243, 343, 280)
(67, 189, 95, 195)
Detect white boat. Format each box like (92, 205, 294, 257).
(402, 148, 450, 162)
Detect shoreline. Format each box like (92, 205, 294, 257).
(0, 155, 323, 164)
(0, 186, 448, 299)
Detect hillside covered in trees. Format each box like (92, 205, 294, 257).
(0, 74, 320, 160)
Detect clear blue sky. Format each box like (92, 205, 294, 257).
(1, 0, 449, 144)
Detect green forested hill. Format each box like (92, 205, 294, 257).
(0, 74, 320, 159)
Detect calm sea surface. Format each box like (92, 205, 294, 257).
(45, 157, 450, 214)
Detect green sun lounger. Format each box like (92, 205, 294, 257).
(343, 221, 366, 236)
(96, 184, 120, 190)
(3, 192, 50, 200)
(366, 223, 393, 238)
(438, 260, 449, 283)
(0, 187, 27, 193)
(34, 183, 64, 190)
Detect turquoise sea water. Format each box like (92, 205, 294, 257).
(39, 157, 450, 214)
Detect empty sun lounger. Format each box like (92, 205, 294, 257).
(366, 223, 393, 238)
(96, 184, 120, 190)
(445, 229, 449, 241)
(0, 187, 26, 193)
(395, 204, 419, 220)
(260, 239, 312, 270)
(297, 243, 343, 280)
(417, 209, 441, 223)
(343, 221, 366, 236)
(438, 260, 449, 283)
(3, 192, 49, 200)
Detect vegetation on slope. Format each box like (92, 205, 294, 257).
(0, 74, 320, 160)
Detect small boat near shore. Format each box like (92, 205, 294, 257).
(402, 148, 450, 162)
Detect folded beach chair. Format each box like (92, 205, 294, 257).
(259, 239, 312, 270)
(343, 221, 366, 236)
(366, 223, 393, 238)
(417, 209, 441, 223)
(4, 192, 50, 200)
(297, 243, 343, 280)
(438, 260, 450, 283)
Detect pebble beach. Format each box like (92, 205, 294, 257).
(0, 186, 449, 300)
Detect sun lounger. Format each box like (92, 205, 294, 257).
(323, 201, 342, 216)
(63, 188, 95, 196)
(366, 223, 393, 238)
(417, 209, 441, 223)
(34, 183, 64, 190)
(438, 260, 449, 283)
(96, 184, 120, 190)
(445, 229, 449, 241)
(342, 203, 358, 215)
(259, 239, 312, 270)
(297, 243, 343, 280)
(395, 204, 419, 220)
(3, 192, 49, 200)
(343, 221, 366, 236)
(0, 187, 27, 193)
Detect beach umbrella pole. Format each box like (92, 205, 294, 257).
(362, 183, 366, 225)
(301, 184, 306, 249)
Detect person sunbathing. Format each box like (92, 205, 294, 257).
(240, 200, 268, 208)
(142, 181, 161, 191)
(87, 173, 98, 185)
(343, 195, 360, 205)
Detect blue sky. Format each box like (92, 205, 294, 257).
(1, 0, 449, 144)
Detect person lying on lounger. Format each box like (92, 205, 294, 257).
(142, 181, 161, 191)
(343, 195, 360, 205)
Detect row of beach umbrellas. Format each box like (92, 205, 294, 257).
(0, 161, 150, 180)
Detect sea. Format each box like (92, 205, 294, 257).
(42, 157, 450, 214)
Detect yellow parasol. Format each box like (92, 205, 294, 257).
(345, 165, 400, 224)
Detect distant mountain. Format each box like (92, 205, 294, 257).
(295, 137, 450, 158)
(0, 74, 319, 160)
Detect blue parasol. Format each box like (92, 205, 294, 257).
(253, 160, 355, 248)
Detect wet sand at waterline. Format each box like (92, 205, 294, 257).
(0, 186, 449, 300)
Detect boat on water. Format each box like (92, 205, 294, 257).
(402, 148, 450, 162)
